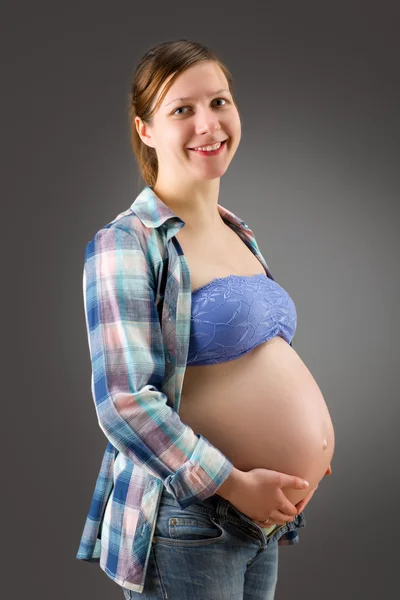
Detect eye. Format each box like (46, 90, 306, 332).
(172, 97, 230, 116)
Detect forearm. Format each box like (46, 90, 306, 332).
(215, 466, 245, 502)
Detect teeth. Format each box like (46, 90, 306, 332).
(192, 141, 222, 151)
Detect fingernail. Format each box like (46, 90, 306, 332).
(302, 480, 309, 487)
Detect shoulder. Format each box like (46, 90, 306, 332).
(84, 210, 165, 286)
(87, 209, 160, 255)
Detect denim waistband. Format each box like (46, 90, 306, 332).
(160, 486, 306, 543)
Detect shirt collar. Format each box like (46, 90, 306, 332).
(130, 185, 254, 239)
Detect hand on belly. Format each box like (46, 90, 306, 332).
(181, 390, 334, 507)
(180, 336, 335, 507)
(225, 416, 334, 507)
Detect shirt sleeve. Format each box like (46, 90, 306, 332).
(83, 226, 234, 509)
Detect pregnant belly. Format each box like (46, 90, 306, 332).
(179, 336, 335, 507)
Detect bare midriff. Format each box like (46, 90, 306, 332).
(179, 333, 335, 508)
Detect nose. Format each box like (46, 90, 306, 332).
(195, 107, 222, 135)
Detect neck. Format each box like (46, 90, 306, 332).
(151, 178, 225, 232)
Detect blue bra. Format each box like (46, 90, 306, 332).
(186, 273, 297, 366)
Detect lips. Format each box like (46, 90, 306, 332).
(188, 139, 228, 150)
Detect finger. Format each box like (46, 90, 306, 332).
(280, 512, 296, 522)
(255, 517, 276, 526)
(277, 490, 301, 516)
(296, 498, 308, 513)
(257, 512, 295, 527)
(296, 498, 307, 512)
(296, 486, 318, 513)
(276, 511, 296, 523)
(281, 502, 299, 517)
(275, 472, 309, 489)
(301, 485, 318, 503)
(290, 476, 310, 489)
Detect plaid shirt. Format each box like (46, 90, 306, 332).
(76, 185, 303, 593)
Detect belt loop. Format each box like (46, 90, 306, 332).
(215, 496, 229, 525)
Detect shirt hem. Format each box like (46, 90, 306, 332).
(99, 562, 145, 594)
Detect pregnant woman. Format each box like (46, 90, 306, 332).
(76, 39, 334, 600)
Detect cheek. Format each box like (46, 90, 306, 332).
(160, 135, 186, 158)
(226, 113, 241, 140)
(233, 114, 242, 137)
(171, 129, 191, 151)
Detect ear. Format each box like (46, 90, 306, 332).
(135, 116, 156, 149)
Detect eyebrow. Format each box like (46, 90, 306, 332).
(164, 88, 231, 107)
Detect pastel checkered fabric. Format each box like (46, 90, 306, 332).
(76, 185, 300, 594)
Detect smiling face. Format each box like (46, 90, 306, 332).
(135, 61, 242, 185)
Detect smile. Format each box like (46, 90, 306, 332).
(188, 140, 227, 155)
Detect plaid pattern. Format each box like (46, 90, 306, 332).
(76, 185, 301, 593)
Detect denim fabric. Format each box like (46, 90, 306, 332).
(123, 486, 306, 599)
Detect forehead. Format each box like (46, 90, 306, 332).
(160, 62, 229, 105)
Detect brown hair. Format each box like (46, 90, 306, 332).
(127, 39, 237, 187)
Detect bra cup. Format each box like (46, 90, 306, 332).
(187, 274, 297, 366)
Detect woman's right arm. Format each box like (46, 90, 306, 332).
(82, 226, 234, 510)
(215, 467, 244, 501)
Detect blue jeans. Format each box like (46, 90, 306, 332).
(123, 486, 306, 599)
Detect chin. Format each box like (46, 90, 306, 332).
(193, 168, 229, 181)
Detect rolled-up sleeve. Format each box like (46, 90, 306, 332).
(83, 226, 234, 509)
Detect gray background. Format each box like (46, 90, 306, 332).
(3, 0, 399, 598)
